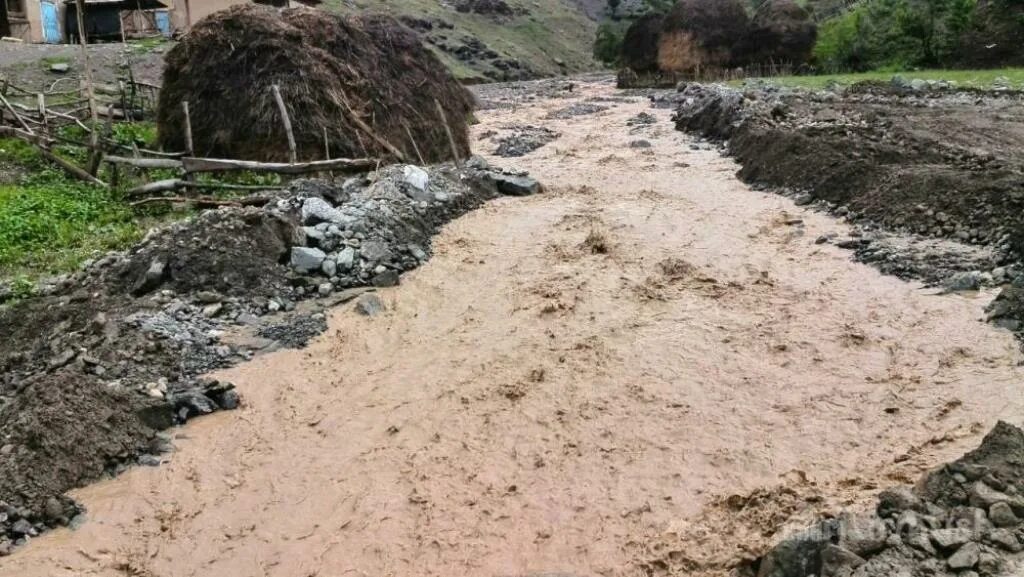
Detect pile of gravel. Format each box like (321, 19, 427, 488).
(755, 422, 1024, 577)
(490, 125, 560, 157)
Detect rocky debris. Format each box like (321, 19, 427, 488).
(752, 422, 1024, 577)
(490, 125, 560, 157)
(546, 102, 609, 120)
(627, 111, 658, 127)
(472, 77, 583, 111)
(453, 0, 524, 19)
(671, 81, 1024, 333)
(257, 314, 329, 349)
(0, 158, 541, 549)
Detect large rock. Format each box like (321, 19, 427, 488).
(290, 247, 327, 273)
(301, 197, 346, 225)
(493, 173, 541, 196)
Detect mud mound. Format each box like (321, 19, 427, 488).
(672, 82, 1024, 303)
(752, 422, 1024, 577)
(158, 5, 474, 163)
(0, 158, 540, 553)
(116, 209, 300, 298)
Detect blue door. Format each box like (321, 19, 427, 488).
(154, 10, 171, 37)
(40, 1, 61, 44)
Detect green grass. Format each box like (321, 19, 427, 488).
(735, 67, 1024, 89)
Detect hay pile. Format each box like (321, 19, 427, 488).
(157, 5, 474, 163)
(658, 0, 749, 73)
(738, 0, 817, 67)
(621, 13, 664, 73)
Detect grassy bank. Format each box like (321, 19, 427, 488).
(735, 67, 1024, 89)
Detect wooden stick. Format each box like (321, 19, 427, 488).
(181, 101, 194, 156)
(37, 93, 46, 130)
(105, 155, 183, 169)
(403, 121, 425, 166)
(434, 98, 462, 167)
(0, 92, 34, 134)
(182, 100, 194, 182)
(182, 156, 377, 175)
(271, 84, 297, 164)
(130, 195, 272, 209)
(335, 90, 405, 161)
(127, 179, 284, 197)
(323, 126, 330, 160)
(40, 148, 107, 187)
(75, 0, 101, 174)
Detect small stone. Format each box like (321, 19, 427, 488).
(878, 486, 923, 517)
(360, 241, 391, 263)
(629, 139, 652, 149)
(987, 528, 1022, 552)
(931, 527, 974, 550)
(138, 454, 161, 467)
(372, 270, 400, 288)
(820, 544, 865, 575)
(492, 173, 541, 196)
(978, 550, 1002, 575)
(989, 502, 1019, 527)
(290, 247, 327, 273)
(337, 247, 356, 270)
(354, 293, 384, 316)
(403, 165, 430, 192)
(202, 303, 223, 318)
(0, 444, 13, 455)
(132, 260, 166, 295)
(216, 389, 241, 411)
(945, 271, 983, 292)
(321, 258, 337, 277)
(43, 498, 63, 522)
(301, 197, 345, 225)
(317, 283, 333, 297)
(49, 62, 70, 73)
(947, 542, 980, 570)
(10, 519, 33, 537)
(793, 193, 813, 206)
(194, 291, 221, 304)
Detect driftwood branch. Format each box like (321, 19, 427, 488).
(105, 155, 183, 169)
(434, 98, 462, 167)
(130, 194, 274, 209)
(271, 85, 297, 164)
(126, 178, 285, 197)
(182, 156, 377, 175)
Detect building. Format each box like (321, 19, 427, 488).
(0, 0, 317, 43)
(1, 0, 170, 43)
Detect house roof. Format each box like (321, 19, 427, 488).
(64, 0, 169, 7)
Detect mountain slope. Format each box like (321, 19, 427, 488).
(323, 0, 599, 82)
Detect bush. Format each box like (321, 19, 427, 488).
(739, 0, 817, 67)
(594, 21, 627, 65)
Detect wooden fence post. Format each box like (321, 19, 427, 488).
(182, 100, 194, 182)
(271, 84, 297, 164)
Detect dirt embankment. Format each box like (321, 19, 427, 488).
(0, 161, 537, 554)
(672, 81, 1024, 332)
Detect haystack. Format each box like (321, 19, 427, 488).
(738, 0, 817, 67)
(157, 5, 474, 163)
(620, 13, 664, 73)
(658, 0, 749, 74)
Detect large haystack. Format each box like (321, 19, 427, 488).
(157, 5, 474, 163)
(658, 0, 749, 74)
(620, 13, 664, 73)
(738, 0, 817, 67)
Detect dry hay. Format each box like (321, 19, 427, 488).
(621, 13, 665, 73)
(157, 5, 474, 163)
(737, 0, 817, 67)
(659, 0, 749, 74)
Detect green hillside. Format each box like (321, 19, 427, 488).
(322, 0, 599, 82)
